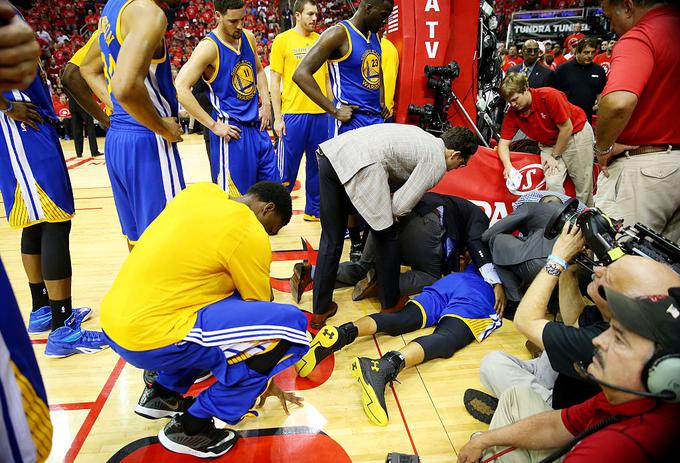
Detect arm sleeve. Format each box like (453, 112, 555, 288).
(224, 225, 272, 302)
(602, 32, 654, 98)
(500, 110, 519, 140)
(561, 396, 597, 436)
(269, 35, 284, 74)
(392, 163, 440, 218)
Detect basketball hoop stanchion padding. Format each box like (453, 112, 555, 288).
(389, 0, 479, 128)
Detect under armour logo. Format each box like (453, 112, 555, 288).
(371, 360, 380, 372)
(323, 328, 335, 339)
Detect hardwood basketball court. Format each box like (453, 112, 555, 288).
(0, 134, 530, 462)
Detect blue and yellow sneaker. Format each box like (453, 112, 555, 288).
(44, 315, 109, 358)
(28, 306, 92, 334)
(303, 214, 320, 222)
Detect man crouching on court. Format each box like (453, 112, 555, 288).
(99, 182, 309, 458)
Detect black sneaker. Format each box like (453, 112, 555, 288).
(158, 415, 238, 458)
(351, 357, 397, 426)
(296, 325, 345, 377)
(463, 388, 498, 424)
(134, 385, 194, 420)
(143, 369, 212, 387)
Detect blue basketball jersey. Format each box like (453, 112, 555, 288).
(328, 20, 382, 114)
(98, 0, 178, 130)
(203, 31, 259, 123)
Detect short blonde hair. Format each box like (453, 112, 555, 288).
(500, 73, 529, 101)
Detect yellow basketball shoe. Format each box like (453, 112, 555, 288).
(296, 323, 358, 377)
(351, 351, 404, 426)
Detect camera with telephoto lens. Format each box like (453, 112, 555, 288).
(544, 198, 680, 273)
(407, 103, 434, 118)
(385, 453, 420, 463)
(425, 62, 460, 79)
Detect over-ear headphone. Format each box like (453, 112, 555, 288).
(642, 349, 680, 403)
(574, 358, 679, 402)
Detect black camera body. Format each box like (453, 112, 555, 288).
(545, 198, 680, 273)
(408, 61, 459, 136)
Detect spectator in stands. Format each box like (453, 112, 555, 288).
(555, 37, 606, 122)
(552, 42, 567, 67)
(459, 281, 680, 463)
(498, 73, 594, 205)
(593, 38, 615, 76)
(599, 39, 608, 54)
(502, 45, 523, 73)
(563, 23, 584, 52)
(594, 0, 680, 243)
(507, 39, 555, 88)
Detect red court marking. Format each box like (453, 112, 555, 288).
(50, 402, 96, 412)
(67, 158, 93, 170)
(76, 207, 103, 211)
(371, 335, 419, 456)
(30, 339, 47, 345)
(293, 210, 303, 215)
(292, 180, 301, 192)
(113, 431, 351, 462)
(64, 356, 127, 463)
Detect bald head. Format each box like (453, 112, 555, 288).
(522, 39, 540, 64)
(588, 255, 680, 320)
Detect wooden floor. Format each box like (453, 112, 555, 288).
(0, 134, 530, 462)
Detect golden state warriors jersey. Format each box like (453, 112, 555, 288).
(203, 31, 260, 123)
(328, 20, 382, 114)
(98, 0, 177, 130)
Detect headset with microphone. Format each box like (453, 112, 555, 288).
(573, 355, 680, 402)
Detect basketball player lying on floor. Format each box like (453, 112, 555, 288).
(296, 265, 503, 426)
(99, 182, 309, 459)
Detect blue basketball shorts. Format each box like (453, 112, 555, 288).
(209, 121, 278, 197)
(104, 125, 185, 243)
(410, 274, 502, 342)
(105, 295, 309, 424)
(275, 113, 328, 217)
(0, 115, 74, 228)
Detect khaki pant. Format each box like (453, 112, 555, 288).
(481, 385, 564, 463)
(594, 149, 680, 243)
(540, 122, 594, 206)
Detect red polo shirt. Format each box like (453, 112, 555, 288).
(501, 87, 587, 145)
(561, 392, 680, 461)
(601, 6, 680, 146)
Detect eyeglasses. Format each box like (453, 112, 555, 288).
(524, 48, 539, 54)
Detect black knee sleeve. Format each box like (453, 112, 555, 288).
(41, 221, 72, 280)
(21, 224, 42, 255)
(369, 302, 424, 336)
(413, 316, 475, 362)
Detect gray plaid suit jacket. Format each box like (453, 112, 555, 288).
(318, 124, 447, 230)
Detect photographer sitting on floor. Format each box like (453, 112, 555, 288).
(466, 222, 680, 423)
(458, 287, 680, 463)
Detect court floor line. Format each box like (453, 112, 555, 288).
(371, 334, 419, 456)
(64, 357, 126, 463)
(49, 402, 96, 412)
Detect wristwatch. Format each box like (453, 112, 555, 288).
(544, 261, 563, 277)
(593, 143, 613, 157)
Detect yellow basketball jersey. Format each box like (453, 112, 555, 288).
(270, 29, 328, 114)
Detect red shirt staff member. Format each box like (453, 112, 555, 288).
(594, 1, 680, 243)
(497, 73, 594, 206)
